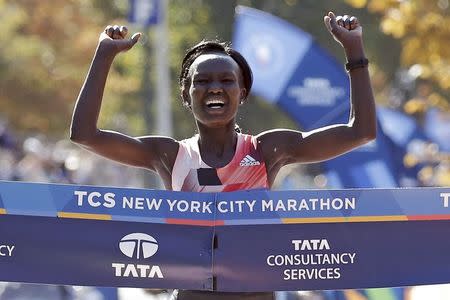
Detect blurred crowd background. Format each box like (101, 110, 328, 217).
(0, 0, 449, 299)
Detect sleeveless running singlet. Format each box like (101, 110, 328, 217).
(172, 133, 269, 192)
(171, 133, 274, 300)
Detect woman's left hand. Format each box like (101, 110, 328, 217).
(324, 12, 363, 51)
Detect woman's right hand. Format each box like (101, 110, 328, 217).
(98, 25, 141, 56)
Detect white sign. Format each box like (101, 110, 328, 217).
(288, 78, 345, 107)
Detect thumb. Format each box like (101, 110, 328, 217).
(116, 32, 141, 51)
(130, 32, 141, 46)
(324, 13, 332, 33)
(324, 11, 341, 35)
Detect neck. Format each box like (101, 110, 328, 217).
(196, 122, 237, 158)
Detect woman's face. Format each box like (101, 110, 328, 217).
(186, 53, 245, 129)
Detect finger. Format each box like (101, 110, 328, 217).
(120, 26, 128, 38)
(105, 25, 114, 38)
(323, 15, 332, 33)
(349, 16, 359, 30)
(115, 32, 142, 51)
(327, 12, 340, 34)
(343, 15, 351, 30)
(336, 16, 344, 28)
(112, 25, 122, 39)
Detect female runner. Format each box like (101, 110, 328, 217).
(71, 11, 376, 300)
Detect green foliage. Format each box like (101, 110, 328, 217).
(346, 0, 450, 106)
(0, 1, 103, 135)
(1, 0, 420, 138)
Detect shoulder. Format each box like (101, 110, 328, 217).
(161, 134, 204, 166)
(255, 129, 306, 165)
(139, 136, 180, 153)
(176, 135, 199, 155)
(138, 136, 180, 170)
(256, 129, 305, 150)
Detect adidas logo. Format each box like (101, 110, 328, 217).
(239, 155, 261, 166)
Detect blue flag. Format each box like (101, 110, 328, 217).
(233, 6, 400, 188)
(128, 0, 161, 27)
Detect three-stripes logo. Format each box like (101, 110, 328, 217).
(239, 155, 261, 166)
(112, 233, 164, 278)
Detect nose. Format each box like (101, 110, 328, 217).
(208, 80, 223, 94)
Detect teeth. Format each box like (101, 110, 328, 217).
(206, 99, 225, 105)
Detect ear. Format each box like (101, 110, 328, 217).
(181, 87, 191, 109)
(239, 88, 247, 105)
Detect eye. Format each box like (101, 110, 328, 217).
(222, 78, 235, 83)
(193, 78, 208, 84)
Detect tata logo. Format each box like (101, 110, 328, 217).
(112, 233, 163, 278)
(119, 233, 158, 259)
(292, 239, 330, 251)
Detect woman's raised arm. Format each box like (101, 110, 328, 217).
(70, 26, 178, 175)
(258, 12, 376, 178)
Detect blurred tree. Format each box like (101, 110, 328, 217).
(0, 0, 298, 139)
(346, 0, 450, 106)
(0, 1, 129, 136)
(0, 0, 215, 139)
(0, 0, 109, 135)
(0, 0, 409, 140)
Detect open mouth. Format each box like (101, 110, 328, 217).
(206, 99, 225, 109)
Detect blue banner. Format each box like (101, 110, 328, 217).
(0, 215, 213, 290)
(128, 0, 161, 26)
(1, 181, 450, 291)
(233, 6, 401, 188)
(215, 221, 450, 292)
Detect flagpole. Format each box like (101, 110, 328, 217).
(154, 0, 172, 136)
(128, 0, 169, 188)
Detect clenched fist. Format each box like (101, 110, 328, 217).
(98, 25, 141, 55)
(324, 12, 362, 50)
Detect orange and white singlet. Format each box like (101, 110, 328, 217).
(171, 133, 269, 192)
